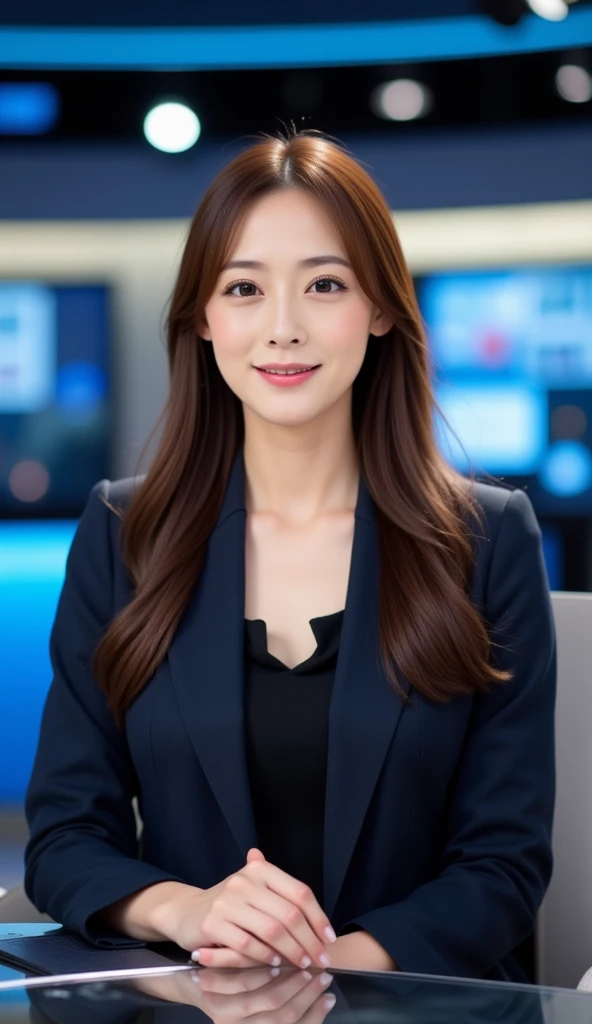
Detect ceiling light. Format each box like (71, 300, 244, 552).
(370, 79, 433, 122)
(555, 63, 592, 102)
(143, 101, 201, 153)
(526, 0, 569, 21)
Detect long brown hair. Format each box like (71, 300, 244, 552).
(93, 128, 510, 723)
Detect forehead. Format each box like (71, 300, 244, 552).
(228, 189, 345, 258)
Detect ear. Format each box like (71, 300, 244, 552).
(370, 308, 394, 338)
(197, 314, 212, 341)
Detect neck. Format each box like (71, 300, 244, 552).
(242, 399, 359, 527)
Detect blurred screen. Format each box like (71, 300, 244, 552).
(417, 265, 592, 515)
(0, 281, 111, 516)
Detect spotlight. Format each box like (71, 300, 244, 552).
(370, 79, 433, 122)
(143, 101, 201, 153)
(555, 63, 592, 102)
(526, 0, 569, 19)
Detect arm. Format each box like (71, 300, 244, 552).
(24, 482, 185, 947)
(338, 488, 556, 978)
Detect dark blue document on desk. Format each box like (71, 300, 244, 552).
(0, 928, 191, 976)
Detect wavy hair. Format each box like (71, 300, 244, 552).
(93, 129, 510, 722)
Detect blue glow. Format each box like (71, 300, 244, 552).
(0, 11, 591, 69)
(56, 361, 107, 410)
(0, 82, 58, 133)
(0, 522, 76, 804)
(541, 525, 563, 591)
(540, 441, 592, 497)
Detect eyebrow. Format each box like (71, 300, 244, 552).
(221, 255, 352, 272)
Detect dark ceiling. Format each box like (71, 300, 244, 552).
(1, 0, 590, 143)
(0, 1, 484, 27)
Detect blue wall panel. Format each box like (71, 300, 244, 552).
(0, 522, 75, 804)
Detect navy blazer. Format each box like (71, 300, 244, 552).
(24, 449, 556, 981)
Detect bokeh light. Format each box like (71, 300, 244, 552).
(143, 101, 201, 153)
(9, 460, 50, 503)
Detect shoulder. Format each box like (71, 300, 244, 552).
(465, 482, 546, 609)
(467, 480, 540, 546)
(90, 474, 146, 513)
(70, 476, 146, 572)
(86, 471, 147, 520)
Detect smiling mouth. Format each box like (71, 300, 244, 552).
(255, 366, 320, 376)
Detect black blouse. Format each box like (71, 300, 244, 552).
(244, 610, 345, 906)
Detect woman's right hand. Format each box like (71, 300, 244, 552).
(166, 849, 336, 970)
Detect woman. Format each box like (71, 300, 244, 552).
(24, 130, 556, 982)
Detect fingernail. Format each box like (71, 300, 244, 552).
(319, 954, 331, 968)
(320, 972, 332, 986)
(300, 956, 312, 969)
(270, 967, 281, 978)
(191, 951, 200, 962)
(271, 955, 281, 967)
(324, 927, 337, 943)
(324, 994, 336, 1010)
(302, 970, 313, 982)
(191, 972, 201, 984)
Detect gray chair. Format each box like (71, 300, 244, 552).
(537, 592, 592, 989)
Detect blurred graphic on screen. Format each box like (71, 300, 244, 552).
(0, 281, 111, 515)
(417, 265, 592, 515)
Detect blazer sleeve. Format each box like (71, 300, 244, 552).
(24, 481, 184, 947)
(339, 487, 557, 978)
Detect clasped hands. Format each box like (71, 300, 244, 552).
(172, 847, 395, 973)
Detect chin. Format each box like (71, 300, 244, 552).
(250, 402, 327, 430)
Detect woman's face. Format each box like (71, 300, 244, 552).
(200, 188, 392, 430)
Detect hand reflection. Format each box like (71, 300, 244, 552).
(134, 965, 336, 1024)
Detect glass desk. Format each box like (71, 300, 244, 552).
(1, 924, 592, 1024)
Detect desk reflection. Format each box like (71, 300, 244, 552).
(27, 966, 550, 1024)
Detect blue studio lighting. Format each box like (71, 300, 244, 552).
(540, 441, 592, 498)
(0, 11, 591, 69)
(0, 521, 76, 803)
(0, 82, 58, 134)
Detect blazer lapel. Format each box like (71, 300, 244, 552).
(323, 477, 410, 920)
(167, 448, 258, 859)
(167, 446, 408, 911)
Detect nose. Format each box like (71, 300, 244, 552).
(265, 293, 308, 348)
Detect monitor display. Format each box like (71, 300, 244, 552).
(0, 281, 111, 516)
(416, 265, 592, 515)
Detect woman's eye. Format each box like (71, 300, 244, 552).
(310, 277, 345, 293)
(224, 277, 345, 297)
(226, 281, 258, 297)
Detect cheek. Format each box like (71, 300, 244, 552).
(207, 306, 249, 351)
(321, 305, 371, 364)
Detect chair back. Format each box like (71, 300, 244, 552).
(537, 591, 592, 988)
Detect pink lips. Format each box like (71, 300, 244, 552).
(254, 365, 320, 387)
